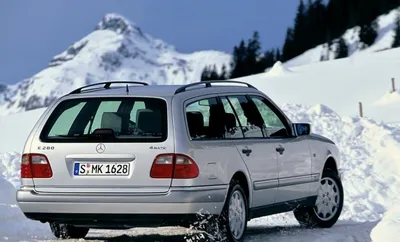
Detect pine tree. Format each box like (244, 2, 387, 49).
(282, 28, 295, 62)
(209, 65, 220, 80)
(246, 31, 263, 74)
(275, 48, 281, 62)
(229, 31, 266, 78)
(260, 50, 275, 69)
(229, 40, 247, 78)
(292, 0, 308, 56)
(307, 0, 327, 47)
(392, 11, 400, 48)
(326, 0, 349, 38)
(201, 65, 220, 81)
(219, 64, 228, 80)
(359, 19, 378, 48)
(335, 37, 349, 59)
(200, 66, 211, 81)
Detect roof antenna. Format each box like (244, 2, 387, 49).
(126, 84, 129, 95)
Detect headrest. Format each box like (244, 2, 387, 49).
(101, 112, 129, 133)
(136, 109, 162, 134)
(225, 113, 236, 131)
(186, 111, 204, 138)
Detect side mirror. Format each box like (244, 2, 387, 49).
(293, 123, 311, 136)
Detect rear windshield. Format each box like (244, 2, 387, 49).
(40, 97, 168, 143)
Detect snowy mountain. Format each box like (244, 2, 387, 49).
(285, 8, 400, 68)
(0, 13, 231, 116)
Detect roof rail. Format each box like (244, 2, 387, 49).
(69, 81, 149, 94)
(174, 80, 257, 95)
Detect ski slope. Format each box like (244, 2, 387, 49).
(238, 48, 400, 124)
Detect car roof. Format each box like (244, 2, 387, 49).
(66, 81, 261, 99)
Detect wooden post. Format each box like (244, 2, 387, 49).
(359, 102, 363, 118)
(392, 78, 396, 93)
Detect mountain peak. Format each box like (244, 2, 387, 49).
(95, 13, 143, 36)
(0, 13, 231, 115)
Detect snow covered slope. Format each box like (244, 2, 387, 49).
(238, 47, 400, 123)
(285, 8, 400, 67)
(0, 13, 231, 116)
(370, 204, 400, 242)
(0, 108, 45, 154)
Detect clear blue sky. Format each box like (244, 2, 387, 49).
(0, 0, 298, 84)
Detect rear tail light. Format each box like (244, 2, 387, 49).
(150, 154, 199, 179)
(21, 154, 53, 178)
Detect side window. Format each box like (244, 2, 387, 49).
(185, 97, 228, 140)
(49, 102, 86, 137)
(227, 96, 265, 138)
(220, 97, 244, 138)
(249, 96, 290, 138)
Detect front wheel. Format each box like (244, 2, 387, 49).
(49, 222, 89, 239)
(294, 171, 344, 228)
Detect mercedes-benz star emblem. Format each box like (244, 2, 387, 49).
(96, 143, 106, 153)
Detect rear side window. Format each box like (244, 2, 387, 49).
(41, 97, 167, 142)
(185, 97, 227, 140)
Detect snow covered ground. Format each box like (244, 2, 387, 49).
(1, 102, 400, 241)
(370, 204, 400, 242)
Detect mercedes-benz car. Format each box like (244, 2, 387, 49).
(16, 80, 344, 242)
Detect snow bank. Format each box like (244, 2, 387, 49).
(0, 152, 22, 188)
(0, 153, 51, 241)
(281, 103, 400, 222)
(265, 61, 294, 77)
(249, 103, 400, 225)
(373, 90, 400, 106)
(0, 108, 46, 153)
(370, 204, 400, 242)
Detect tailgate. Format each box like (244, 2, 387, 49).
(29, 96, 173, 194)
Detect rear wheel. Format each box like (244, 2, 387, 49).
(206, 179, 249, 242)
(294, 171, 344, 228)
(49, 222, 89, 239)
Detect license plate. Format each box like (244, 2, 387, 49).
(74, 162, 130, 176)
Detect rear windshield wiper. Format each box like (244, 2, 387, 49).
(52, 134, 91, 138)
(138, 132, 162, 137)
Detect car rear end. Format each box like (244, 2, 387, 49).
(16, 93, 225, 228)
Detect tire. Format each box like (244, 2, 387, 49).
(208, 179, 249, 242)
(294, 171, 344, 228)
(49, 222, 89, 239)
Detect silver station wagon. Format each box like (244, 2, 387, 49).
(17, 81, 344, 242)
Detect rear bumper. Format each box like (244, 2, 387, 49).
(17, 185, 228, 227)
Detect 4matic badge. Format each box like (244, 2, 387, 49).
(149, 146, 166, 150)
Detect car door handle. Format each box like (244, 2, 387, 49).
(242, 148, 252, 156)
(276, 146, 285, 155)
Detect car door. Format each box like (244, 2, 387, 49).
(248, 95, 313, 203)
(220, 95, 279, 208)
